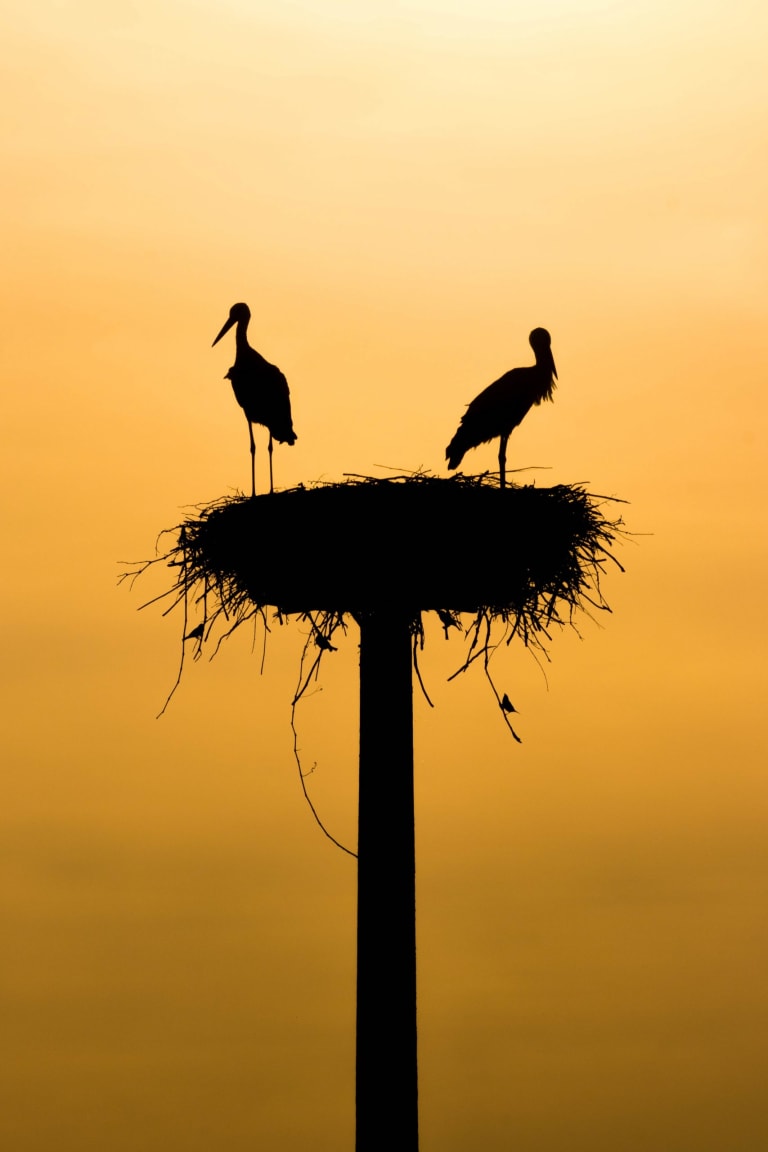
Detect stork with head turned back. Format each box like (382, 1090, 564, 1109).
(212, 302, 297, 496)
(445, 327, 557, 489)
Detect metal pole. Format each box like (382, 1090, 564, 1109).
(356, 609, 418, 1152)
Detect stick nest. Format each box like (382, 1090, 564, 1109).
(131, 474, 625, 660)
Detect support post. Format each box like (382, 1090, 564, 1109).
(356, 610, 418, 1152)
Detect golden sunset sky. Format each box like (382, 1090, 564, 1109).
(2, 1, 767, 1148)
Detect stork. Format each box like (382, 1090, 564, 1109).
(445, 328, 557, 488)
(212, 302, 297, 495)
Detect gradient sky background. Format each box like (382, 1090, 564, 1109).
(2, 2, 767, 1149)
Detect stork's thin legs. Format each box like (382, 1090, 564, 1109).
(268, 433, 274, 494)
(247, 419, 256, 497)
(498, 434, 509, 490)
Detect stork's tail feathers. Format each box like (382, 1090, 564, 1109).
(446, 427, 471, 471)
(273, 421, 297, 446)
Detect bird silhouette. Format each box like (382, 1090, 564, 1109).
(445, 328, 557, 488)
(212, 302, 297, 495)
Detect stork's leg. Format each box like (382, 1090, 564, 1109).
(268, 433, 274, 494)
(247, 419, 256, 497)
(498, 434, 509, 490)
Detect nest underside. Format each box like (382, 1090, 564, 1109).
(155, 474, 624, 652)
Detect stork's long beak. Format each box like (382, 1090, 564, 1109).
(212, 315, 235, 347)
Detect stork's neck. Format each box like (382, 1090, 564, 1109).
(532, 348, 557, 401)
(234, 318, 251, 353)
(533, 349, 555, 380)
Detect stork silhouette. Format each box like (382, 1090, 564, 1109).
(212, 303, 297, 495)
(445, 328, 557, 488)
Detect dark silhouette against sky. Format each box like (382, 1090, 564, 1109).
(212, 302, 297, 496)
(149, 471, 624, 1152)
(446, 327, 557, 487)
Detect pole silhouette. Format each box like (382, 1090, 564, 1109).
(356, 609, 418, 1151)
(136, 476, 625, 1150)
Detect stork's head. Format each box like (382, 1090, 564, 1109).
(529, 327, 557, 379)
(212, 302, 251, 346)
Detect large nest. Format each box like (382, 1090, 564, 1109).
(137, 474, 624, 654)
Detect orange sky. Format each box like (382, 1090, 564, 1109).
(2, 2, 768, 1149)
